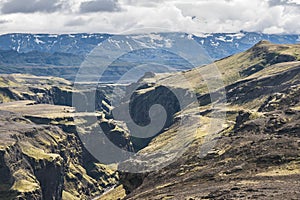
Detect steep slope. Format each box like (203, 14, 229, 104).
(101, 42, 300, 199)
(0, 74, 73, 104)
(142, 41, 300, 92)
(0, 106, 119, 200)
(121, 64, 300, 200)
(0, 75, 132, 200)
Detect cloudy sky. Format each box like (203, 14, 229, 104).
(0, 0, 299, 34)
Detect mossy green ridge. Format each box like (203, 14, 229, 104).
(114, 41, 300, 199)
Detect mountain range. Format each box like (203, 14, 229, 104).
(0, 32, 299, 82)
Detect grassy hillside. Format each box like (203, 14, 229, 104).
(142, 41, 300, 94)
(104, 41, 300, 199)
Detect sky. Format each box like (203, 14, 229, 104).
(0, 0, 300, 34)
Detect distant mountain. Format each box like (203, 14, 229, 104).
(0, 50, 83, 66)
(0, 32, 299, 82)
(0, 32, 299, 58)
(0, 33, 111, 55)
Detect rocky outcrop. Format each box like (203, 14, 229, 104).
(0, 108, 119, 200)
(0, 74, 123, 200)
(0, 74, 114, 115)
(113, 83, 195, 151)
(104, 42, 300, 199)
(121, 80, 300, 200)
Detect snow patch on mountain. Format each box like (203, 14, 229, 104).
(0, 32, 299, 61)
(34, 37, 45, 45)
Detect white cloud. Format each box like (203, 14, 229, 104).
(0, 0, 299, 34)
(65, 17, 90, 27)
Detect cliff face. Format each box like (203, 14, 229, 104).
(0, 75, 127, 200)
(0, 74, 112, 110)
(121, 72, 300, 200)
(99, 42, 300, 199)
(0, 105, 120, 200)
